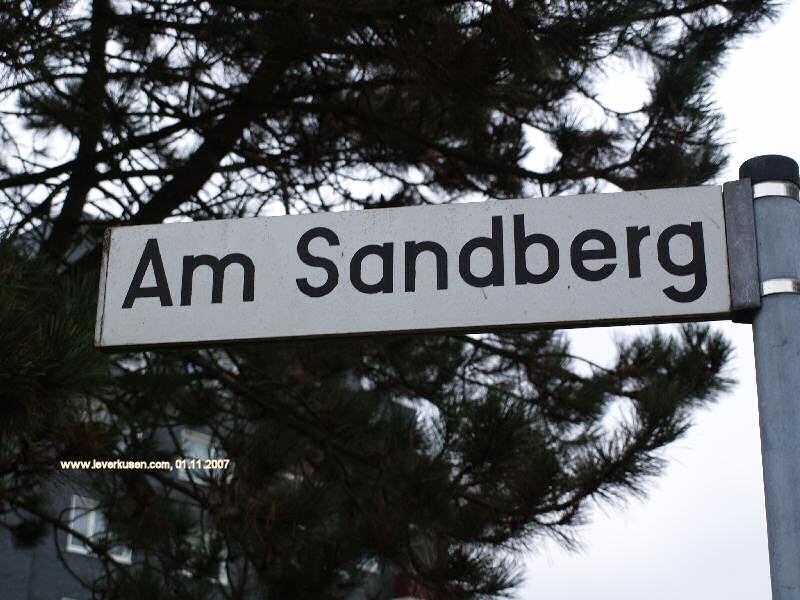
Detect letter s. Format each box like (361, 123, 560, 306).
(296, 227, 340, 297)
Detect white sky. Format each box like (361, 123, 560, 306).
(520, 3, 800, 598)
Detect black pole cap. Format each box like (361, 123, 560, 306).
(739, 154, 799, 186)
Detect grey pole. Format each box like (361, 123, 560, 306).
(740, 154, 800, 600)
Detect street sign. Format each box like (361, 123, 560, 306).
(93, 154, 800, 600)
(96, 185, 734, 348)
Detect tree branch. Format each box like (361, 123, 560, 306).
(130, 54, 297, 225)
(46, 0, 111, 260)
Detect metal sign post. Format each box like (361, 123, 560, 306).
(740, 155, 800, 600)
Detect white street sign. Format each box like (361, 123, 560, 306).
(96, 186, 732, 348)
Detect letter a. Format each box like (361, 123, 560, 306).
(122, 238, 174, 308)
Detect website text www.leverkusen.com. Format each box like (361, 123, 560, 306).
(60, 459, 173, 471)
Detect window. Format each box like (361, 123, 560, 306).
(178, 429, 228, 484)
(181, 527, 230, 586)
(78, 399, 142, 452)
(78, 398, 110, 424)
(66, 495, 132, 564)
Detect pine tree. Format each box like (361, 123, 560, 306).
(0, 1, 776, 598)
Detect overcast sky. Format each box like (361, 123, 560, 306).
(520, 3, 800, 599)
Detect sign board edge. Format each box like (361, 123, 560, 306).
(93, 310, 733, 352)
(94, 228, 113, 347)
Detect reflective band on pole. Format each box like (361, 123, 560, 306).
(761, 277, 800, 297)
(753, 180, 800, 202)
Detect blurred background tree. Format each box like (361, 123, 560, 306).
(0, 1, 777, 598)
